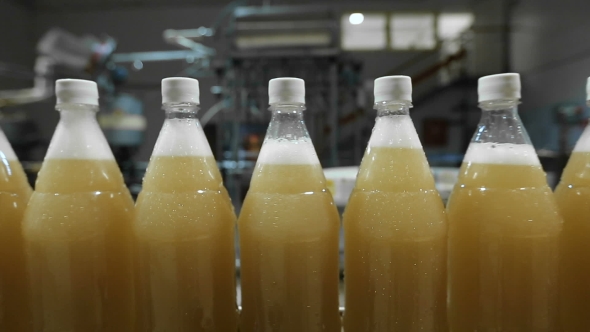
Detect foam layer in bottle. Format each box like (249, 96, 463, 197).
(256, 138, 320, 165)
(151, 118, 213, 157)
(463, 142, 540, 165)
(368, 115, 422, 149)
(44, 109, 114, 160)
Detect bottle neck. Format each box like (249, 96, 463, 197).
(152, 103, 212, 158)
(369, 100, 422, 150)
(266, 103, 309, 140)
(374, 101, 412, 117)
(474, 99, 531, 144)
(479, 99, 520, 111)
(163, 102, 200, 120)
(56, 104, 99, 123)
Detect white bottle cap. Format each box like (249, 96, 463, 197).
(586, 77, 590, 101)
(374, 75, 412, 103)
(162, 77, 200, 105)
(269, 77, 305, 104)
(56, 79, 99, 106)
(478, 73, 521, 102)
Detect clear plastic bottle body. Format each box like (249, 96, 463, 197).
(343, 102, 447, 332)
(446, 99, 562, 331)
(22, 104, 136, 331)
(134, 103, 238, 331)
(238, 104, 341, 332)
(0, 128, 33, 331)
(554, 100, 590, 331)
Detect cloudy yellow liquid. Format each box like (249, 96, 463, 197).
(555, 151, 590, 331)
(0, 159, 32, 331)
(447, 160, 561, 332)
(238, 162, 341, 332)
(23, 159, 135, 332)
(135, 155, 237, 331)
(343, 147, 447, 331)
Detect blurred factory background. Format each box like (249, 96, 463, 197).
(0, 0, 588, 207)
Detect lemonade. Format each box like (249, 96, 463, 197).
(239, 140, 340, 332)
(447, 143, 561, 331)
(238, 78, 341, 332)
(447, 74, 563, 332)
(0, 129, 33, 331)
(447, 74, 562, 332)
(22, 80, 135, 331)
(134, 78, 237, 331)
(343, 98, 447, 331)
(555, 113, 590, 331)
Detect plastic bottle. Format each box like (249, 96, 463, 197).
(555, 77, 590, 331)
(446, 73, 562, 331)
(134, 77, 237, 331)
(238, 78, 341, 332)
(22, 79, 135, 331)
(0, 126, 33, 331)
(343, 76, 447, 331)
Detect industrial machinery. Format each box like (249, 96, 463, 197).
(0, 28, 148, 188)
(108, 3, 366, 204)
(2, 1, 482, 203)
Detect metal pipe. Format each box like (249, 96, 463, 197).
(235, 21, 336, 31)
(163, 33, 216, 56)
(201, 99, 226, 126)
(111, 50, 206, 63)
(233, 5, 332, 19)
(163, 27, 213, 39)
(0, 56, 54, 107)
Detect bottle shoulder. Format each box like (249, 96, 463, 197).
(141, 155, 225, 192)
(34, 158, 127, 194)
(0, 159, 31, 194)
